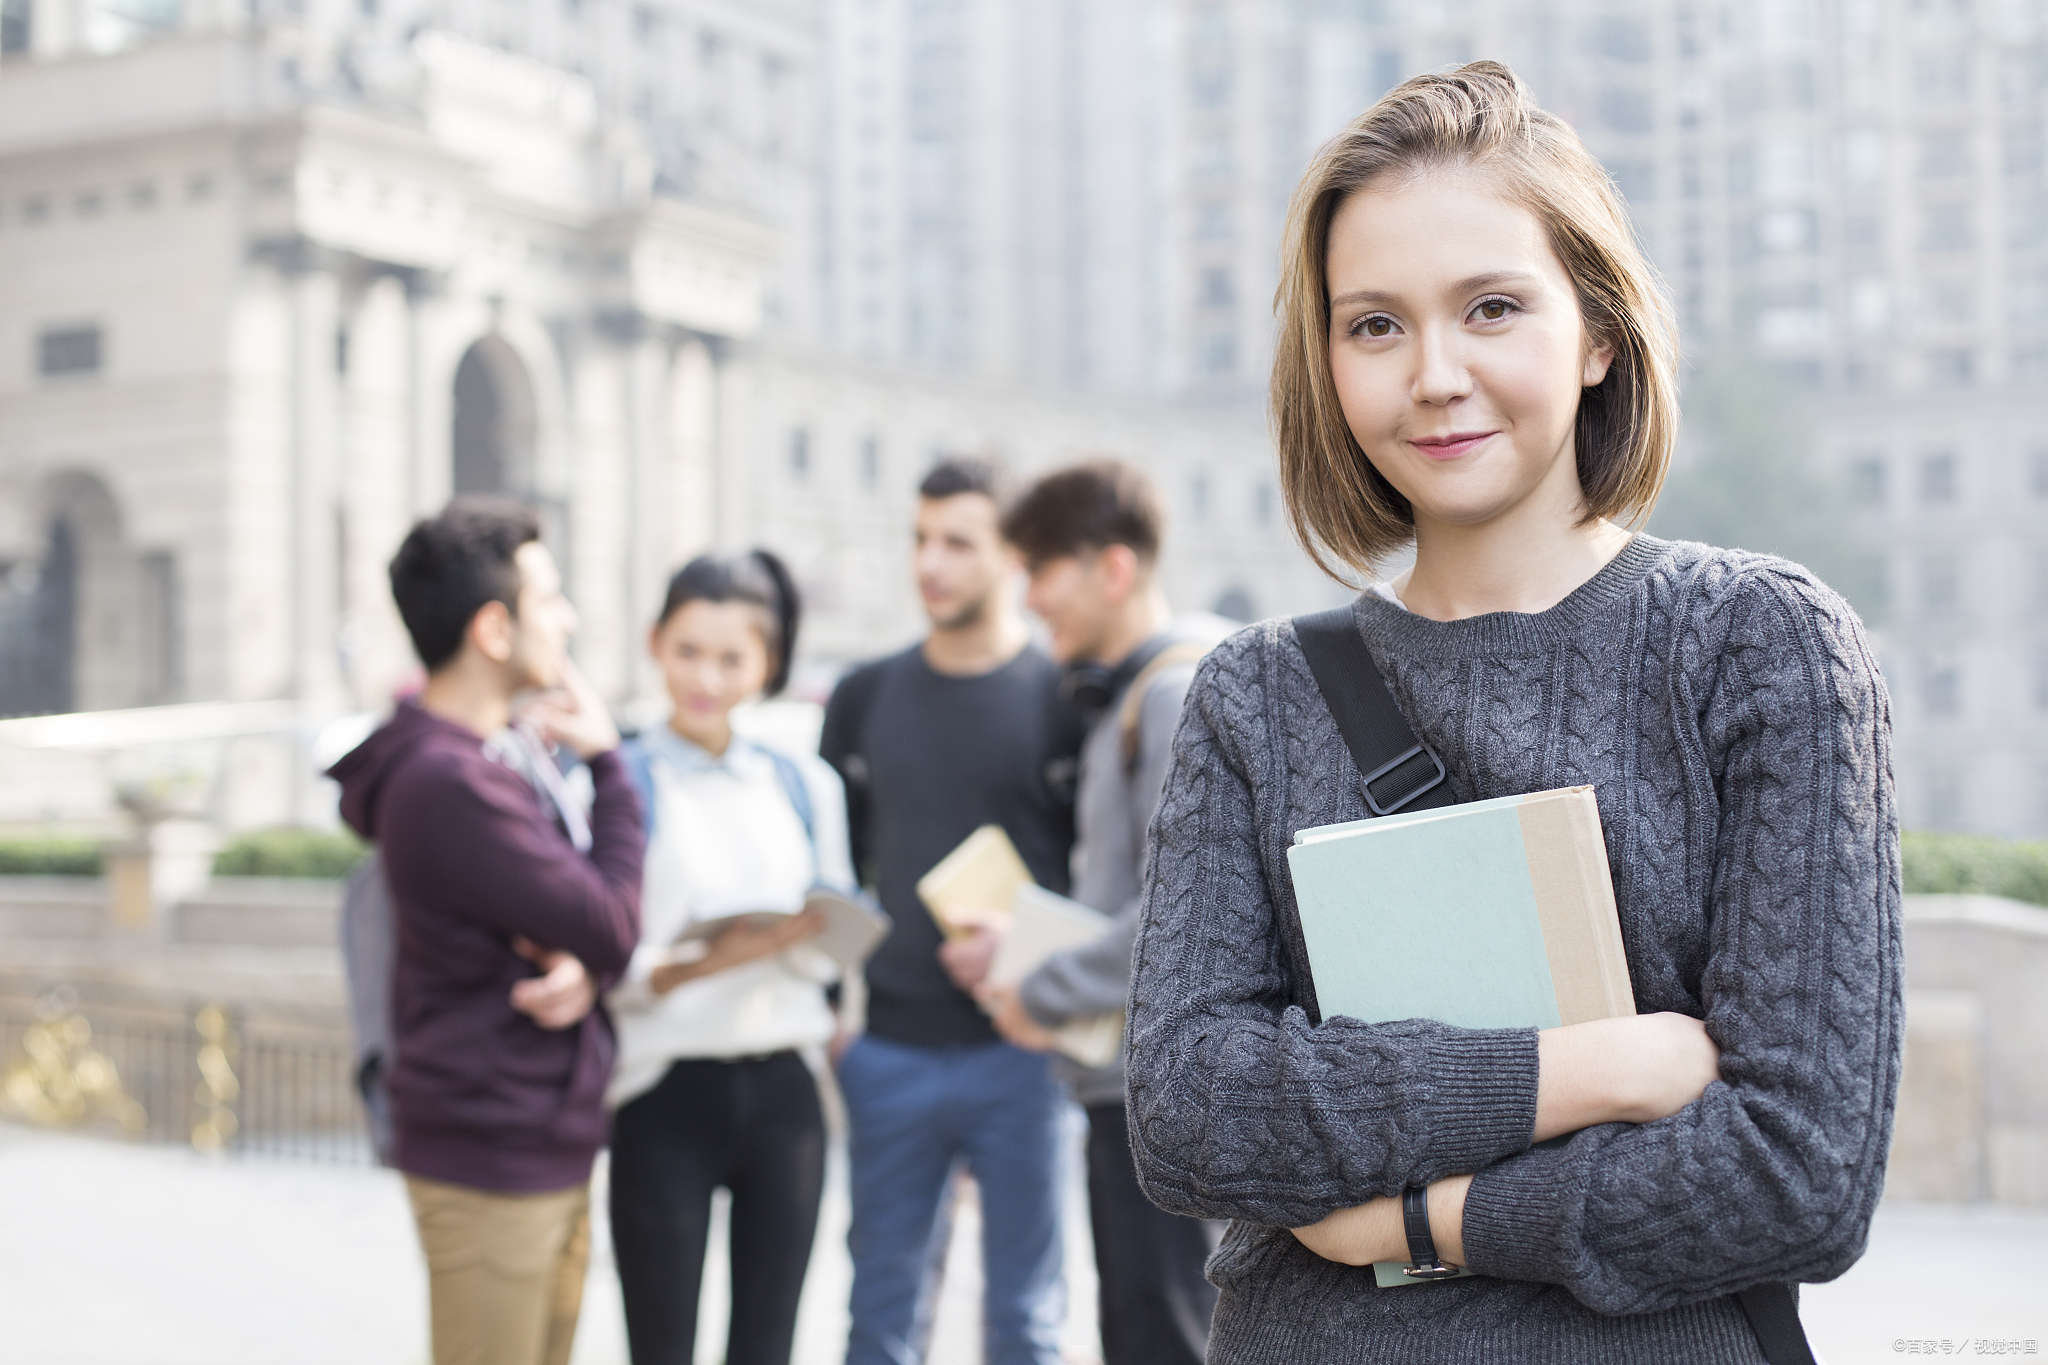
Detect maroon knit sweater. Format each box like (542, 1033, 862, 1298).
(330, 700, 642, 1192)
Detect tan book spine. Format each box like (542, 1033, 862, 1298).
(1516, 787, 1638, 1025)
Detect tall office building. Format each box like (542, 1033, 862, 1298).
(816, 0, 2048, 837)
(4, 0, 2041, 835)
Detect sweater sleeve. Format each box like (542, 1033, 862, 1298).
(1126, 635, 1542, 1228)
(1459, 565, 1903, 1313)
(1019, 662, 1194, 1025)
(383, 746, 644, 981)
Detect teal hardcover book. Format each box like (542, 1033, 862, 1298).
(1286, 785, 1637, 1288)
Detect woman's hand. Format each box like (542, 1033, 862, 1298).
(1534, 1012, 1721, 1141)
(649, 910, 824, 995)
(1293, 1175, 1474, 1267)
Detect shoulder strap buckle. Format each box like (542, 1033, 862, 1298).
(1362, 742, 1448, 816)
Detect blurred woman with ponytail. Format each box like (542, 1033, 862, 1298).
(607, 550, 854, 1365)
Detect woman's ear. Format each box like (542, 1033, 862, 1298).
(1582, 339, 1616, 387)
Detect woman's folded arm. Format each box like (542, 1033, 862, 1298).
(1125, 639, 1543, 1229)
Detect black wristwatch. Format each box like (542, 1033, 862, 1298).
(1400, 1185, 1461, 1280)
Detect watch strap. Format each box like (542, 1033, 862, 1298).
(1400, 1185, 1461, 1280)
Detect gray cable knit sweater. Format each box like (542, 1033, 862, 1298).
(1126, 536, 1902, 1364)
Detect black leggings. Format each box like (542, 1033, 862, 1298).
(609, 1051, 827, 1365)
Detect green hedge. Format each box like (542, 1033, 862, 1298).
(1900, 831, 2048, 908)
(0, 838, 103, 876)
(211, 827, 368, 880)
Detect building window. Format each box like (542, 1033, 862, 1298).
(788, 428, 810, 481)
(1924, 202, 1974, 251)
(1927, 768, 1963, 828)
(1193, 202, 1232, 241)
(1188, 473, 1210, 523)
(1918, 129, 1970, 178)
(1253, 481, 1274, 525)
(859, 435, 881, 490)
(1925, 665, 1961, 718)
(38, 325, 102, 377)
(1195, 331, 1236, 375)
(1597, 87, 1654, 133)
(1921, 555, 1960, 613)
(1844, 130, 1886, 184)
(1198, 267, 1234, 308)
(1594, 14, 1652, 62)
(2035, 653, 2048, 710)
(1213, 584, 1257, 622)
(1919, 452, 1958, 502)
(1914, 50, 1971, 105)
(1, 0, 29, 54)
(1847, 455, 1887, 507)
(2031, 448, 2048, 497)
(1189, 66, 1231, 109)
(1609, 160, 1656, 203)
(1927, 349, 1974, 388)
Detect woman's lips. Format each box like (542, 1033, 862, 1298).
(1409, 431, 1496, 460)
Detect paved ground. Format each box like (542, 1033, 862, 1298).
(0, 1123, 2040, 1365)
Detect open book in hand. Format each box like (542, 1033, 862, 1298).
(672, 888, 891, 974)
(984, 885, 1124, 1069)
(1286, 784, 1637, 1286)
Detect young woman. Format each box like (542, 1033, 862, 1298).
(608, 550, 853, 1365)
(1125, 63, 1900, 1363)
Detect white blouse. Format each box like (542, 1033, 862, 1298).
(606, 725, 856, 1108)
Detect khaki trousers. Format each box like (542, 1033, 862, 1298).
(404, 1175, 591, 1365)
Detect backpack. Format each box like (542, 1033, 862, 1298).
(339, 852, 396, 1166)
(619, 733, 818, 860)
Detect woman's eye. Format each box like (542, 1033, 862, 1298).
(1472, 297, 1517, 322)
(1357, 315, 1395, 338)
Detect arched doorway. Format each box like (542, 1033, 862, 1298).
(451, 336, 538, 497)
(0, 518, 77, 716)
(0, 471, 169, 716)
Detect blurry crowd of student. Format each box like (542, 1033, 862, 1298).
(330, 452, 1217, 1365)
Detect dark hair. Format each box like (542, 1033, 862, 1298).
(654, 549, 801, 696)
(1000, 459, 1164, 570)
(388, 496, 542, 671)
(918, 456, 1008, 503)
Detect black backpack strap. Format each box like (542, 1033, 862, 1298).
(1292, 606, 1456, 817)
(1735, 1284, 1818, 1365)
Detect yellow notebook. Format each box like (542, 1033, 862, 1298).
(916, 823, 1031, 940)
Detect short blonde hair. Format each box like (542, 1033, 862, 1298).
(1272, 61, 1678, 580)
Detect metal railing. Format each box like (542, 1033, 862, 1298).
(0, 986, 371, 1164)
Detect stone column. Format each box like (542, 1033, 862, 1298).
(405, 271, 454, 520)
(289, 257, 343, 718)
(28, 0, 75, 58)
(623, 322, 668, 704)
(667, 334, 718, 565)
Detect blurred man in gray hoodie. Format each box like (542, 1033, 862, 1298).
(978, 461, 1227, 1365)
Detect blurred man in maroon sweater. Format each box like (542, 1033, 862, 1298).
(329, 498, 642, 1365)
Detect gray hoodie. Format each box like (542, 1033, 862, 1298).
(1017, 616, 1228, 1107)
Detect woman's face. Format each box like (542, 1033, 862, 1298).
(1324, 166, 1612, 537)
(650, 599, 775, 745)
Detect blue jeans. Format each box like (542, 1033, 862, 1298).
(838, 1034, 1066, 1365)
